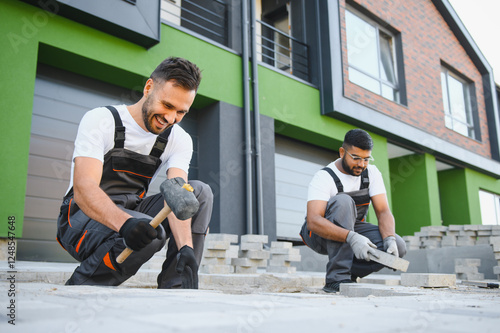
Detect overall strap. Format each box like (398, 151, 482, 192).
(105, 106, 125, 149)
(322, 167, 343, 193)
(149, 126, 173, 158)
(360, 169, 370, 190)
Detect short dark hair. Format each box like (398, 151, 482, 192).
(150, 57, 202, 91)
(342, 129, 373, 151)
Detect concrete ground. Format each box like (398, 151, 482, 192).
(1, 261, 500, 332)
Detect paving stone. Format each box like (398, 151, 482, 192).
(490, 237, 500, 246)
(270, 241, 293, 249)
(240, 242, 263, 251)
(339, 284, 415, 297)
(458, 231, 477, 237)
(448, 225, 464, 231)
(268, 259, 291, 267)
(204, 240, 231, 250)
(270, 248, 300, 255)
(454, 266, 479, 274)
(477, 231, 492, 236)
(204, 249, 230, 258)
(359, 275, 401, 286)
(201, 257, 229, 266)
(271, 254, 301, 262)
(441, 235, 457, 247)
(241, 234, 268, 244)
(457, 272, 484, 281)
(401, 273, 456, 287)
(266, 266, 296, 273)
(454, 258, 481, 267)
(493, 266, 500, 275)
(234, 266, 258, 274)
(199, 265, 233, 274)
(367, 249, 409, 272)
(231, 258, 266, 268)
(476, 236, 491, 245)
(206, 233, 239, 243)
(239, 250, 270, 260)
(463, 225, 480, 231)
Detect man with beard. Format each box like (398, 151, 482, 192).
(300, 129, 406, 293)
(56, 57, 213, 289)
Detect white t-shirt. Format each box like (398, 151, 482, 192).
(66, 104, 193, 194)
(307, 159, 386, 202)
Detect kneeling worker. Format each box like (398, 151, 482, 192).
(300, 129, 406, 292)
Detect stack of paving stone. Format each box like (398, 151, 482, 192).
(456, 225, 478, 247)
(418, 226, 447, 249)
(454, 258, 484, 281)
(405, 225, 500, 250)
(491, 237, 500, 279)
(231, 234, 270, 274)
(266, 241, 301, 274)
(402, 235, 421, 250)
(199, 233, 239, 274)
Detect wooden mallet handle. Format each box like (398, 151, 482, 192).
(116, 204, 172, 264)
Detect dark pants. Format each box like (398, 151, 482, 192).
(58, 180, 213, 287)
(300, 194, 406, 283)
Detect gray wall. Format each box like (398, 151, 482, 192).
(197, 102, 277, 241)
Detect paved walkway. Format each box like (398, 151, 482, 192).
(1, 261, 500, 332)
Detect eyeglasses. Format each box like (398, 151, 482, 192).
(345, 150, 374, 163)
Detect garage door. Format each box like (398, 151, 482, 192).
(275, 136, 337, 241)
(20, 65, 198, 262)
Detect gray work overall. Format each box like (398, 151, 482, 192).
(300, 167, 405, 283)
(57, 106, 212, 287)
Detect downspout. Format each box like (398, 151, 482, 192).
(242, 0, 253, 234)
(250, 0, 265, 235)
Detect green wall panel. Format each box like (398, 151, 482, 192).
(390, 153, 441, 236)
(438, 169, 470, 226)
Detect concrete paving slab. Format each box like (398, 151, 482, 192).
(401, 273, 456, 288)
(368, 248, 410, 271)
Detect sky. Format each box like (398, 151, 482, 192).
(447, 0, 500, 83)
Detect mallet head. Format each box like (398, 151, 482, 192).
(160, 177, 200, 220)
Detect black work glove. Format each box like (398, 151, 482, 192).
(176, 245, 199, 289)
(119, 218, 157, 251)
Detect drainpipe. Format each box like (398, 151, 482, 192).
(250, 0, 265, 235)
(242, 0, 253, 234)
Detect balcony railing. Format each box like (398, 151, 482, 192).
(256, 20, 309, 82)
(161, 0, 228, 47)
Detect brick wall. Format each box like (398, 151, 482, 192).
(339, 0, 491, 158)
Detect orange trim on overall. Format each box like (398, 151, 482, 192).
(103, 252, 116, 271)
(139, 190, 146, 198)
(356, 203, 370, 206)
(75, 230, 88, 253)
(56, 237, 66, 251)
(299, 233, 310, 248)
(112, 169, 152, 179)
(67, 198, 73, 227)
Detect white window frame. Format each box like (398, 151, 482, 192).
(441, 67, 476, 139)
(345, 8, 400, 103)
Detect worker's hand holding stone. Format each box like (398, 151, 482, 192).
(346, 231, 378, 261)
(383, 236, 399, 257)
(119, 217, 158, 251)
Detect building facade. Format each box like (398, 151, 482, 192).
(1, 0, 499, 261)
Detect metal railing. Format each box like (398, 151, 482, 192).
(161, 0, 228, 46)
(256, 20, 309, 82)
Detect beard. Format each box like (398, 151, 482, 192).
(141, 95, 170, 135)
(341, 156, 365, 176)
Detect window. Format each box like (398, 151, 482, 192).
(479, 190, 500, 225)
(441, 67, 476, 139)
(258, 0, 310, 81)
(346, 9, 400, 102)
